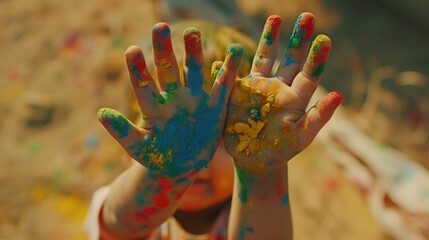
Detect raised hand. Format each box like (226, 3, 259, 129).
(223, 13, 343, 172)
(98, 23, 242, 178)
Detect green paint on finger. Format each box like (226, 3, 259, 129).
(264, 31, 274, 45)
(152, 93, 167, 105)
(288, 37, 301, 48)
(228, 43, 243, 61)
(98, 108, 131, 138)
(312, 63, 325, 78)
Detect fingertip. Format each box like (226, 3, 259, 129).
(305, 34, 332, 80)
(330, 91, 344, 103)
(152, 23, 172, 53)
(328, 91, 344, 109)
(318, 91, 343, 116)
(152, 22, 170, 36)
(125, 45, 143, 57)
(299, 12, 316, 24)
(97, 108, 133, 139)
(97, 107, 110, 121)
(300, 12, 315, 18)
(211, 61, 223, 81)
(263, 15, 282, 45)
(227, 43, 243, 63)
(314, 34, 332, 49)
(267, 15, 282, 28)
(183, 27, 201, 43)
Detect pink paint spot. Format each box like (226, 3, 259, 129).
(323, 177, 340, 193)
(9, 69, 20, 82)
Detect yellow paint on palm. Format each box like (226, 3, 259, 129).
(227, 79, 279, 155)
(143, 136, 173, 169)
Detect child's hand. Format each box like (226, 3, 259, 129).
(98, 24, 242, 178)
(223, 13, 343, 172)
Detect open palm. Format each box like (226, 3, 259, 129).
(223, 13, 343, 171)
(98, 24, 242, 178)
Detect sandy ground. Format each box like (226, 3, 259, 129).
(1, 0, 428, 239)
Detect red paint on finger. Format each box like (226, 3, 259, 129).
(318, 91, 343, 115)
(288, 12, 315, 49)
(126, 48, 151, 87)
(264, 15, 282, 44)
(299, 12, 316, 42)
(183, 27, 202, 53)
(152, 23, 173, 55)
(312, 35, 331, 63)
(305, 35, 331, 79)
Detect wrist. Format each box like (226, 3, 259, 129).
(233, 162, 289, 204)
(146, 168, 199, 186)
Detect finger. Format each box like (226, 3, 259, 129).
(250, 15, 282, 76)
(97, 108, 145, 159)
(291, 35, 331, 107)
(297, 91, 343, 148)
(183, 27, 204, 90)
(277, 12, 315, 85)
(125, 45, 159, 110)
(211, 61, 223, 82)
(210, 44, 243, 108)
(152, 23, 181, 92)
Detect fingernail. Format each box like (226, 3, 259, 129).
(288, 12, 315, 49)
(305, 34, 331, 80)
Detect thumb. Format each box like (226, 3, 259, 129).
(97, 108, 145, 159)
(297, 91, 343, 148)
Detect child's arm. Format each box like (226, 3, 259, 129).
(97, 24, 242, 239)
(223, 13, 343, 239)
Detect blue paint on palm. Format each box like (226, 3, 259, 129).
(130, 85, 226, 178)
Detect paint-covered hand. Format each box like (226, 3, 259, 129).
(223, 13, 343, 171)
(98, 23, 242, 178)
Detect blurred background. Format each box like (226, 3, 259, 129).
(1, 0, 428, 239)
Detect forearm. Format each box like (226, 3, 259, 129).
(228, 162, 292, 240)
(101, 162, 195, 239)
